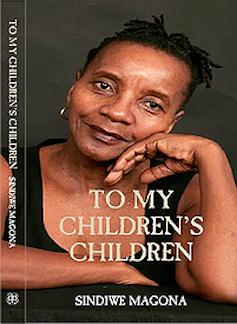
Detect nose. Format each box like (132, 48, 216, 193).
(99, 96, 134, 125)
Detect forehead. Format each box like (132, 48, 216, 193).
(84, 42, 191, 101)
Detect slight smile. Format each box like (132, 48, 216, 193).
(85, 122, 128, 144)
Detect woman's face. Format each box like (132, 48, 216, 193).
(67, 41, 191, 161)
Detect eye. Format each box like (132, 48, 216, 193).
(94, 81, 113, 92)
(144, 100, 163, 111)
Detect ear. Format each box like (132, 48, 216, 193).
(165, 109, 185, 134)
(66, 71, 83, 105)
(75, 71, 83, 81)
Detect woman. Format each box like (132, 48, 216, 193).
(1, 16, 236, 303)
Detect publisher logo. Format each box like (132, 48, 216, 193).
(6, 292, 19, 305)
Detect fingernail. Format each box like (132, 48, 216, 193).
(104, 171, 123, 185)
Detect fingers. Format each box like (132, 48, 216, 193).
(104, 156, 146, 185)
(146, 139, 161, 159)
(104, 143, 148, 185)
(106, 162, 115, 172)
(139, 158, 194, 184)
(104, 139, 166, 185)
(113, 144, 147, 172)
(104, 170, 124, 185)
(140, 163, 175, 184)
(104, 134, 195, 185)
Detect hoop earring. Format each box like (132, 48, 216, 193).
(59, 107, 68, 120)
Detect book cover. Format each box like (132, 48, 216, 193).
(1, 0, 237, 323)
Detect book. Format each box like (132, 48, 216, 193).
(1, 0, 237, 323)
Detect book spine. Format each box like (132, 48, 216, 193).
(1, 0, 25, 322)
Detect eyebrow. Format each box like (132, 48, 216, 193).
(92, 71, 122, 84)
(92, 70, 171, 106)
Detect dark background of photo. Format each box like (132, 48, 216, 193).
(2, 0, 237, 177)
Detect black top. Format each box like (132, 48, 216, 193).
(2, 139, 196, 286)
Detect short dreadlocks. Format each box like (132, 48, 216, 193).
(83, 15, 221, 107)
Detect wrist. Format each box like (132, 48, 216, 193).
(194, 142, 226, 168)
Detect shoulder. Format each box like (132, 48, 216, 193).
(0, 154, 12, 184)
(177, 173, 200, 215)
(39, 142, 67, 185)
(0, 155, 13, 237)
(27, 139, 66, 170)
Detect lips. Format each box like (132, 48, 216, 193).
(90, 126, 126, 143)
(85, 122, 128, 144)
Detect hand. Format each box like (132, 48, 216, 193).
(104, 133, 216, 185)
(115, 262, 159, 286)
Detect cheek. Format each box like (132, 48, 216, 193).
(133, 117, 170, 141)
(69, 90, 98, 117)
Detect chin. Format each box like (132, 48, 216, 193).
(78, 141, 123, 163)
(70, 130, 130, 163)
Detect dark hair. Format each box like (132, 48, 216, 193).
(82, 15, 221, 107)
